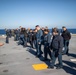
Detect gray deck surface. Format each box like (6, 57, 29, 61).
(0, 36, 76, 75)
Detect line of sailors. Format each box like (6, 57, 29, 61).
(5, 25, 71, 69)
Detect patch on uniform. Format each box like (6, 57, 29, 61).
(0, 43, 4, 46)
(32, 63, 48, 70)
(70, 59, 76, 62)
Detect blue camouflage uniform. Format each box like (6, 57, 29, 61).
(43, 33, 52, 60)
(36, 29, 43, 57)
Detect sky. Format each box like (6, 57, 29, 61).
(0, 0, 76, 29)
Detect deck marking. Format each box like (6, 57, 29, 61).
(32, 63, 48, 70)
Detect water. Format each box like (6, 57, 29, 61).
(0, 29, 6, 35)
(0, 29, 76, 35)
(50, 29, 76, 34)
(68, 29, 76, 34)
